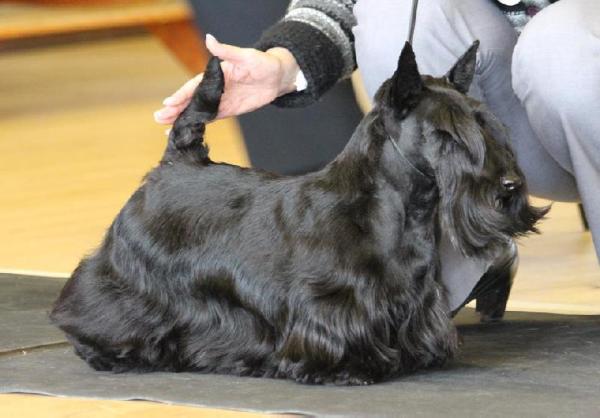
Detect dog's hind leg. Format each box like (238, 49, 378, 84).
(66, 334, 155, 373)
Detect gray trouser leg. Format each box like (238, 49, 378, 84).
(353, 0, 598, 309)
(353, 0, 579, 199)
(512, 0, 600, 259)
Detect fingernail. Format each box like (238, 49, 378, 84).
(206, 33, 217, 43)
(163, 97, 175, 105)
(154, 110, 165, 121)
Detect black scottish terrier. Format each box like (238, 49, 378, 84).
(51, 43, 546, 385)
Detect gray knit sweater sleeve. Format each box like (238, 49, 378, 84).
(284, 0, 357, 80)
(255, 0, 358, 108)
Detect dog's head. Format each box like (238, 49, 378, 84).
(373, 42, 548, 257)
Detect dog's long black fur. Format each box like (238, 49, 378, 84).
(51, 43, 547, 385)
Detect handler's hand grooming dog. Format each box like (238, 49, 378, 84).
(51, 43, 547, 385)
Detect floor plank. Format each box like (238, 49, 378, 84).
(0, 394, 290, 418)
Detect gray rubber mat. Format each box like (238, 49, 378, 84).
(0, 274, 66, 353)
(1, 273, 599, 417)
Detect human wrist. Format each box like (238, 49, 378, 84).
(266, 47, 302, 96)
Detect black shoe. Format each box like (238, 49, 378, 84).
(451, 240, 518, 322)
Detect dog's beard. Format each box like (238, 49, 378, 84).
(498, 189, 550, 237)
(437, 173, 548, 257)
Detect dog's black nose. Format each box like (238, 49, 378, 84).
(502, 176, 522, 192)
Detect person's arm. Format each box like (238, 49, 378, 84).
(155, 0, 357, 124)
(254, 0, 358, 107)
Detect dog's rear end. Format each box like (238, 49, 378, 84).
(50, 58, 230, 373)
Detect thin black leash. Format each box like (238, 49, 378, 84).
(407, 0, 419, 44)
(389, 0, 430, 179)
(388, 135, 431, 178)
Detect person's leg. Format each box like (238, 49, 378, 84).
(512, 0, 600, 260)
(188, 0, 363, 174)
(353, 0, 578, 200)
(353, 0, 579, 311)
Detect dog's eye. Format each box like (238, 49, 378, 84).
(501, 176, 522, 192)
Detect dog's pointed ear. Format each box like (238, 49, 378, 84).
(390, 42, 424, 114)
(446, 40, 479, 94)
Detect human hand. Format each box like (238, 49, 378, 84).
(154, 34, 300, 124)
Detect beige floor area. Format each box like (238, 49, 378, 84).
(0, 34, 248, 274)
(0, 394, 287, 418)
(0, 34, 598, 312)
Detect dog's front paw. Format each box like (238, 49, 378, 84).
(331, 370, 375, 386)
(292, 369, 375, 386)
(293, 372, 325, 385)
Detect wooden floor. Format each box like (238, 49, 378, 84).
(0, 394, 286, 418)
(0, 34, 248, 274)
(0, 31, 598, 417)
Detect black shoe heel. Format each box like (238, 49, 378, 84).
(475, 269, 513, 322)
(451, 241, 518, 322)
(475, 242, 518, 322)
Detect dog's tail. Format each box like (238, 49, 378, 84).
(164, 57, 224, 163)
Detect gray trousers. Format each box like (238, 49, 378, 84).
(353, 0, 600, 309)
